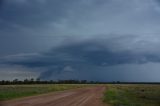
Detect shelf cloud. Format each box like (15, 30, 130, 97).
(0, 0, 160, 81)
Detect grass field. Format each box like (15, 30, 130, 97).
(103, 84, 160, 106)
(0, 84, 89, 101)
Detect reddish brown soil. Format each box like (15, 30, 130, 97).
(1, 86, 108, 106)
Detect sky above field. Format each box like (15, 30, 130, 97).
(0, 0, 160, 82)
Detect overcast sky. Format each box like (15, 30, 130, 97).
(0, 0, 160, 82)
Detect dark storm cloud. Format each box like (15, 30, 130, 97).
(0, 0, 3, 8)
(2, 36, 160, 67)
(1, 0, 160, 57)
(1, 0, 160, 81)
(1, 37, 160, 81)
(0, 0, 74, 28)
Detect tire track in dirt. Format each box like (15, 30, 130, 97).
(1, 86, 107, 106)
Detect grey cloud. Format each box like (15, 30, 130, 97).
(1, 37, 160, 81)
(0, 64, 41, 80)
(0, 0, 3, 8)
(2, 36, 160, 67)
(0, 0, 77, 28)
(1, 0, 160, 56)
(1, 0, 160, 81)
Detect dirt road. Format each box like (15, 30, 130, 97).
(1, 86, 107, 106)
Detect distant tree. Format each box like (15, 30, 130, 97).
(117, 81, 120, 84)
(81, 80, 87, 84)
(24, 79, 29, 84)
(36, 78, 40, 84)
(36, 78, 40, 81)
(13, 79, 18, 84)
(13, 79, 18, 82)
(1, 80, 5, 85)
(31, 78, 34, 81)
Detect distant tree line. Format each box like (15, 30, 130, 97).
(0, 79, 159, 85)
(0, 78, 99, 85)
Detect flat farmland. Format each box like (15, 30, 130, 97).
(0, 84, 90, 101)
(0, 85, 106, 106)
(0, 84, 160, 106)
(103, 84, 160, 106)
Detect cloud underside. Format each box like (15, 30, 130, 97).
(1, 38, 160, 81)
(0, 0, 160, 81)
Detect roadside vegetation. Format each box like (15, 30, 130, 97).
(0, 84, 89, 101)
(103, 84, 160, 106)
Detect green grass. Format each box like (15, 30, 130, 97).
(0, 84, 89, 101)
(103, 84, 160, 106)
